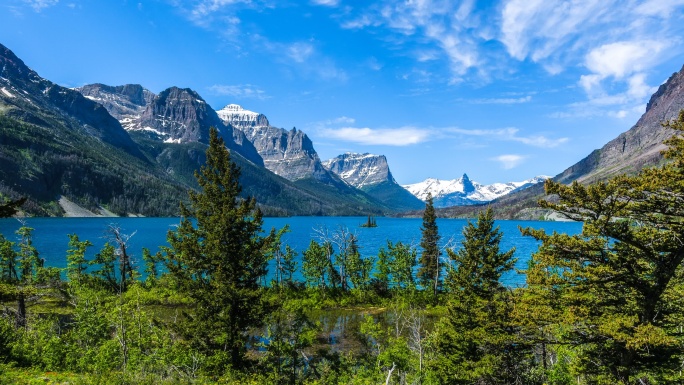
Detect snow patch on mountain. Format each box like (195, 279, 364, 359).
(403, 174, 549, 207)
(322, 152, 394, 188)
(216, 104, 269, 129)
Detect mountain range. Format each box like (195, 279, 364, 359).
(0, 43, 391, 216)
(402, 174, 549, 208)
(2, 40, 682, 218)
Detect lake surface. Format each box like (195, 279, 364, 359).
(0, 216, 583, 287)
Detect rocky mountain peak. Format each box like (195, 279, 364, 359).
(461, 173, 475, 194)
(0, 44, 44, 89)
(137, 87, 218, 143)
(76, 83, 155, 127)
(322, 153, 394, 188)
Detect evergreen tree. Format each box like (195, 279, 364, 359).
(435, 208, 533, 384)
(65, 234, 92, 286)
(417, 193, 441, 295)
(302, 240, 329, 289)
(521, 110, 684, 383)
(376, 241, 417, 292)
(164, 127, 273, 372)
(444, 207, 516, 296)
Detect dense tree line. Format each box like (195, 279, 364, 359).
(2, 113, 684, 384)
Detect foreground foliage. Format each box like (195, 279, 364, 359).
(3, 113, 684, 383)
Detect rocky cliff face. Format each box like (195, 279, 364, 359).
(76, 83, 155, 129)
(322, 153, 395, 188)
(216, 104, 334, 182)
(137, 87, 224, 144)
(323, 153, 425, 211)
(557, 64, 684, 184)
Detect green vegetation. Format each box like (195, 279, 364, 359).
(3, 114, 684, 384)
(418, 193, 441, 297)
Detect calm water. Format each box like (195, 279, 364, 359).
(0, 216, 582, 287)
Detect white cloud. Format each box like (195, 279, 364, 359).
(310, 0, 340, 6)
(635, 0, 684, 17)
(491, 154, 527, 170)
(470, 95, 532, 104)
(499, 0, 684, 118)
(23, 0, 59, 12)
(287, 42, 315, 63)
(576, 41, 664, 114)
(208, 84, 269, 100)
(189, 0, 249, 21)
(327, 116, 356, 125)
(584, 40, 667, 79)
(446, 127, 568, 148)
(320, 126, 432, 146)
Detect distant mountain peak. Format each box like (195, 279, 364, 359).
(323, 152, 425, 211)
(403, 175, 548, 207)
(323, 153, 395, 188)
(461, 173, 475, 194)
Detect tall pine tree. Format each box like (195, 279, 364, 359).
(435, 208, 532, 384)
(418, 193, 440, 295)
(164, 127, 273, 372)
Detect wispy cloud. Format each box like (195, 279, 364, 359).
(499, 0, 684, 117)
(314, 118, 567, 148)
(310, 0, 339, 7)
(187, 0, 250, 23)
(23, 0, 59, 12)
(470, 95, 532, 104)
(208, 84, 270, 100)
(286, 42, 315, 63)
(339, 0, 487, 82)
(491, 154, 527, 170)
(446, 127, 568, 148)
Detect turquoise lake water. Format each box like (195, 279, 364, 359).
(0, 216, 583, 287)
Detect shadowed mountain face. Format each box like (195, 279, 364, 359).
(77, 84, 265, 166)
(0, 43, 188, 216)
(0, 44, 144, 159)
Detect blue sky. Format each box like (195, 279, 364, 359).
(2, 0, 684, 185)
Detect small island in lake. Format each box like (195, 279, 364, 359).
(360, 215, 378, 228)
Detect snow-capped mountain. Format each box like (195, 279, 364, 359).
(403, 174, 549, 207)
(322, 152, 395, 188)
(323, 153, 425, 211)
(216, 104, 270, 129)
